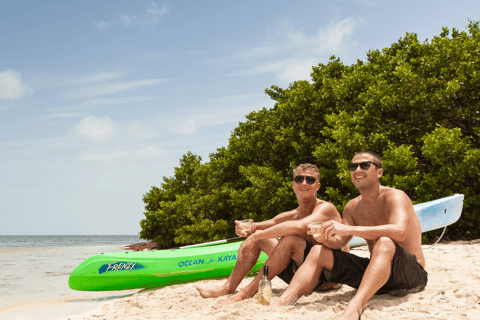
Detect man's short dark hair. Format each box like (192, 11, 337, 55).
(293, 163, 320, 181)
(353, 150, 383, 168)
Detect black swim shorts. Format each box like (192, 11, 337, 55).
(276, 240, 335, 291)
(326, 242, 428, 296)
(277, 240, 313, 284)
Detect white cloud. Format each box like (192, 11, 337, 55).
(142, 2, 168, 25)
(47, 96, 159, 114)
(59, 79, 166, 100)
(44, 112, 89, 119)
(227, 18, 361, 83)
(79, 145, 167, 162)
(135, 145, 167, 159)
(72, 116, 119, 141)
(74, 71, 124, 84)
(314, 18, 359, 54)
(240, 58, 316, 82)
(95, 1, 168, 29)
(120, 14, 133, 26)
(169, 118, 198, 136)
(69, 116, 162, 162)
(93, 21, 111, 30)
(71, 116, 160, 142)
(127, 121, 159, 140)
(160, 93, 272, 135)
(0, 69, 27, 99)
(140, 52, 170, 61)
(80, 146, 131, 162)
(276, 59, 317, 83)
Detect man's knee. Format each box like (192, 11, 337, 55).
(308, 244, 330, 259)
(372, 237, 396, 257)
(305, 244, 333, 269)
(276, 235, 305, 262)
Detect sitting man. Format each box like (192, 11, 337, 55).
(271, 151, 428, 320)
(195, 163, 344, 309)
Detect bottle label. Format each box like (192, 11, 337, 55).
(258, 286, 271, 305)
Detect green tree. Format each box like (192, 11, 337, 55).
(140, 20, 480, 246)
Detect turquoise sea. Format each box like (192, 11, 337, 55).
(0, 235, 145, 247)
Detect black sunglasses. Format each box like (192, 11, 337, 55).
(347, 161, 381, 171)
(294, 175, 316, 185)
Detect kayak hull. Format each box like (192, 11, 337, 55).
(69, 240, 266, 291)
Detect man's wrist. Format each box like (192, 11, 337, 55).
(251, 230, 262, 241)
(346, 225, 355, 236)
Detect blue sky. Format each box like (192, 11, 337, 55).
(1, 0, 478, 235)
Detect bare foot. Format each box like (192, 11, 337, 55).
(195, 285, 232, 298)
(212, 291, 249, 309)
(337, 307, 363, 320)
(270, 295, 299, 307)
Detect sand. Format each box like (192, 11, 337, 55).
(49, 240, 480, 320)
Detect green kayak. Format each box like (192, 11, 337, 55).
(69, 238, 267, 291)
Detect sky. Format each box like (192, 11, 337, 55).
(1, 0, 478, 235)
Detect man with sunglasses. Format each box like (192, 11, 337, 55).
(196, 163, 344, 308)
(271, 151, 427, 320)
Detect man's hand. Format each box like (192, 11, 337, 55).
(308, 228, 326, 243)
(235, 219, 256, 237)
(321, 220, 351, 240)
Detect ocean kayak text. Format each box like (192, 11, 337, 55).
(178, 254, 237, 267)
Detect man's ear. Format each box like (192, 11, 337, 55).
(316, 182, 321, 192)
(377, 168, 383, 179)
(292, 180, 295, 189)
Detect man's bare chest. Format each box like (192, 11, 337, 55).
(352, 203, 389, 226)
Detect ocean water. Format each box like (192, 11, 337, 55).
(0, 235, 146, 247)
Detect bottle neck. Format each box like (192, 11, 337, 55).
(263, 266, 268, 279)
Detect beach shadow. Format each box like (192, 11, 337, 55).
(67, 293, 136, 303)
(364, 292, 417, 311)
(294, 287, 420, 313)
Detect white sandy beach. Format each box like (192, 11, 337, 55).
(40, 240, 480, 320)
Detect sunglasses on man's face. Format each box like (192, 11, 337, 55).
(347, 161, 381, 171)
(294, 175, 317, 185)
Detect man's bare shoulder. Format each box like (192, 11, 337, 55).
(381, 186, 412, 205)
(313, 199, 341, 219)
(315, 198, 334, 207)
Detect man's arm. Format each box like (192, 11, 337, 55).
(235, 208, 299, 238)
(253, 209, 299, 231)
(248, 202, 341, 242)
(324, 191, 410, 243)
(313, 207, 355, 250)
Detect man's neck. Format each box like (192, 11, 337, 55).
(358, 183, 382, 204)
(297, 196, 318, 216)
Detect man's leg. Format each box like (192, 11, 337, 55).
(271, 244, 335, 306)
(212, 235, 307, 309)
(338, 237, 395, 320)
(196, 237, 278, 298)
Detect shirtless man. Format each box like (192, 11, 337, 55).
(195, 163, 343, 309)
(271, 151, 428, 320)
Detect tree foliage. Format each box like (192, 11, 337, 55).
(140, 21, 480, 246)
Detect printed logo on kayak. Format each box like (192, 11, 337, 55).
(98, 261, 146, 274)
(178, 254, 237, 267)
